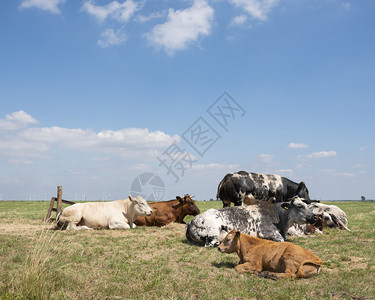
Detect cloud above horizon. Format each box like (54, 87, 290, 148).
(0, 110, 39, 131)
(82, 0, 139, 22)
(229, 0, 279, 21)
(288, 142, 309, 149)
(98, 28, 127, 47)
(0, 111, 179, 163)
(18, 0, 350, 54)
(299, 150, 337, 161)
(20, 0, 66, 14)
(145, 0, 214, 55)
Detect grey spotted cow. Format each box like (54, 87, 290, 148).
(185, 196, 317, 247)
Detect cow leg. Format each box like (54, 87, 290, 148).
(259, 230, 285, 242)
(235, 262, 261, 274)
(108, 221, 131, 229)
(66, 223, 93, 230)
(296, 263, 321, 278)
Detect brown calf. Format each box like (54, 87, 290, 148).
(218, 229, 323, 279)
(134, 194, 200, 227)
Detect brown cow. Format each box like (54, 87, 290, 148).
(134, 194, 200, 227)
(218, 229, 323, 279)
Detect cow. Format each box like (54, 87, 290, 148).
(134, 194, 200, 227)
(185, 196, 317, 247)
(217, 171, 311, 207)
(288, 203, 350, 236)
(288, 208, 337, 236)
(56, 195, 152, 230)
(308, 202, 350, 231)
(218, 229, 323, 279)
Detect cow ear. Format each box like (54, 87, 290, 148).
(298, 181, 306, 191)
(281, 203, 291, 210)
(221, 225, 229, 233)
(235, 231, 240, 238)
(128, 196, 134, 202)
(176, 196, 183, 202)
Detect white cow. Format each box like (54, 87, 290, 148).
(56, 195, 152, 230)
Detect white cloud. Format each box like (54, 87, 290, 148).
(337, 172, 356, 177)
(192, 163, 239, 170)
(20, 0, 66, 14)
(274, 169, 293, 175)
(258, 153, 274, 163)
(19, 127, 179, 153)
(98, 28, 127, 47)
(9, 158, 34, 165)
(232, 14, 248, 25)
(288, 142, 309, 149)
(146, 0, 214, 55)
(82, 0, 139, 22)
(0, 111, 180, 160)
(229, 0, 279, 21)
(353, 163, 366, 169)
(0, 110, 39, 131)
(137, 11, 165, 23)
(299, 150, 337, 160)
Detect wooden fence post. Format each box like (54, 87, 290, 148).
(45, 186, 76, 222)
(45, 197, 56, 222)
(57, 186, 62, 215)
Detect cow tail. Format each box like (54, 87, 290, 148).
(216, 178, 223, 200)
(54, 211, 67, 230)
(54, 211, 62, 230)
(331, 214, 351, 231)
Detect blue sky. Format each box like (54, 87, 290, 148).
(0, 0, 374, 201)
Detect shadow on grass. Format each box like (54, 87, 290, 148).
(212, 261, 236, 269)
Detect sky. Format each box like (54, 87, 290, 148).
(0, 0, 374, 201)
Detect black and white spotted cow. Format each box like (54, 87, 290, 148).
(185, 196, 317, 247)
(308, 202, 350, 231)
(288, 202, 350, 236)
(217, 171, 311, 207)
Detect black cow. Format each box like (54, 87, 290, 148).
(217, 171, 311, 207)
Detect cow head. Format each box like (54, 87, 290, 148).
(129, 195, 152, 216)
(296, 181, 311, 203)
(218, 229, 240, 254)
(281, 196, 317, 225)
(176, 194, 200, 216)
(319, 212, 336, 228)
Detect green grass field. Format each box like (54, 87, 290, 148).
(0, 200, 374, 299)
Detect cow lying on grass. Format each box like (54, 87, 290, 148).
(135, 194, 200, 227)
(308, 203, 350, 231)
(56, 195, 152, 230)
(186, 196, 317, 247)
(218, 229, 323, 279)
(288, 202, 350, 236)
